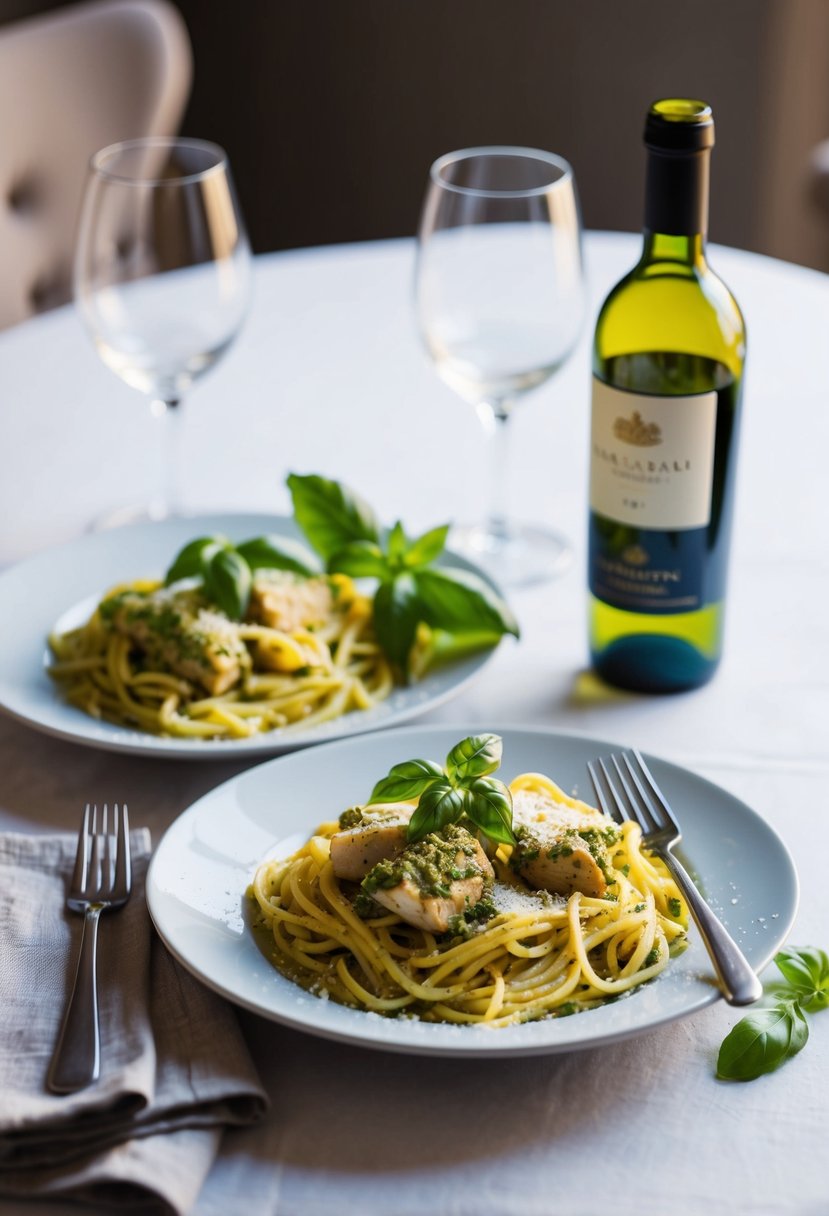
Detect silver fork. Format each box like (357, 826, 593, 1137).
(47, 803, 132, 1093)
(587, 750, 762, 1007)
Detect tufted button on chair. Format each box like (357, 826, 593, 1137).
(0, 0, 192, 331)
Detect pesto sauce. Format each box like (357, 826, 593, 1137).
(352, 889, 386, 919)
(338, 806, 365, 830)
(509, 823, 618, 881)
(444, 885, 496, 938)
(362, 823, 481, 899)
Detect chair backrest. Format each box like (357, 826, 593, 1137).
(0, 0, 192, 330)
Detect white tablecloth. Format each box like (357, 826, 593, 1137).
(0, 233, 826, 1215)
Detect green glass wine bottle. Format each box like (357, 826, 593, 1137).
(588, 99, 746, 692)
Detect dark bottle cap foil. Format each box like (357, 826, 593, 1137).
(645, 99, 715, 154)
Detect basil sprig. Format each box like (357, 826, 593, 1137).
(287, 473, 518, 677)
(164, 533, 319, 620)
(717, 945, 828, 1081)
(366, 733, 516, 846)
(162, 472, 519, 676)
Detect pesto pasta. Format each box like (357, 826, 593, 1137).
(48, 570, 393, 740)
(249, 770, 688, 1026)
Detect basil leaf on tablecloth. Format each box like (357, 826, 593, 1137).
(774, 946, 829, 1011)
(716, 943, 828, 1082)
(717, 1002, 808, 1081)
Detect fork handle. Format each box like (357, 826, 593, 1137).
(47, 905, 102, 1093)
(662, 847, 763, 1006)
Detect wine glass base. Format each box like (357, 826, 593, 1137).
(449, 522, 572, 589)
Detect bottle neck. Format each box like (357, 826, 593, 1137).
(641, 231, 706, 267)
(643, 147, 710, 261)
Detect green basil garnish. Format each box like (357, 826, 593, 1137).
(717, 945, 828, 1081)
(162, 472, 519, 674)
(287, 472, 519, 676)
(367, 733, 516, 848)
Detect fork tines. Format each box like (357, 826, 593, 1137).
(587, 749, 677, 836)
(72, 803, 131, 898)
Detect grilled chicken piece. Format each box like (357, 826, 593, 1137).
(248, 571, 340, 633)
(368, 831, 494, 934)
(329, 804, 415, 882)
(510, 787, 613, 899)
(105, 587, 247, 696)
(513, 841, 607, 899)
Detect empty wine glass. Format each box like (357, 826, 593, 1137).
(74, 137, 252, 524)
(415, 146, 585, 587)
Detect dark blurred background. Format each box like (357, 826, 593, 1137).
(5, 0, 829, 269)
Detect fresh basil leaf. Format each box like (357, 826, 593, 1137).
(403, 524, 450, 569)
(203, 547, 252, 620)
(387, 521, 408, 564)
(446, 734, 503, 783)
(464, 777, 515, 845)
(803, 988, 829, 1014)
(407, 781, 467, 843)
(414, 567, 519, 638)
(716, 1002, 809, 1081)
(366, 758, 445, 805)
(408, 627, 506, 679)
(236, 535, 319, 576)
(287, 473, 379, 562)
(787, 1002, 810, 1053)
(327, 540, 390, 580)
(372, 573, 422, 674)
(165, 536, 225, 586)
(775, 947, 829, 1008)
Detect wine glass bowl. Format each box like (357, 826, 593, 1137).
(74, 137, 252, 524)
(415, 146, 585, 586)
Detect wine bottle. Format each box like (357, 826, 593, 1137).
(588, 98, 746, 692)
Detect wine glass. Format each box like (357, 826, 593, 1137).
(74, 137, 252, 524)
(415, 146, 585, 587)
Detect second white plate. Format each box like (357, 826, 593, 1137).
(0, 514, 505, 759)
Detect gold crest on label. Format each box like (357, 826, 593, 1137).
(621, 545, 649, 566)
(613, 411, 662, 446)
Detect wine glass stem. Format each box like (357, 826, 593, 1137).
(480, 399, 513, 544)
(151, 397, 182, 519)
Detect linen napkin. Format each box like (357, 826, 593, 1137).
(0, 830, 268, 1215)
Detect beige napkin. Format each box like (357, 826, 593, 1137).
(0, 830, 268, 1215)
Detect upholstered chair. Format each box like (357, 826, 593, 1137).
(0, 0, 192, 330)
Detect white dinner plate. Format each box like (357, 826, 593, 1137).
(0, 514, 505, 759)
(146, 724, 799, 1058)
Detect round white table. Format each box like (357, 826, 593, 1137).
(0, 232, 825, 1215)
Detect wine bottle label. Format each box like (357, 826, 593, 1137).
(589, 377, 717, 529)
(589, 375, 719, 615)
